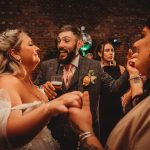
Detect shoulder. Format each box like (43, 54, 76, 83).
(118, 95, 150, 129)
(79, 57, 102, 77)
(0, 75, 20, 83)
(107, 96, 150, 149)
(0, 75, 23, 105)
(0, 75, 21, 89)
(136, 96, 150, 113)
(41, 58, 58, 66)
(80, 57, 100, 66)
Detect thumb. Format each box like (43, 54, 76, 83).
(127, 49, 133, 60)
(82, 91, 90, 111)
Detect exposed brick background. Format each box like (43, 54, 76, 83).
(0, 0, 149, 78)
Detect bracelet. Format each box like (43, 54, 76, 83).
(129, 75, 141, 81)
(79, 131, 93, 139)
(77, 131, 94, 150)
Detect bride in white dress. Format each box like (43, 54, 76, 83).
(0, 89, 61, 150)
(0, 29, 82, 149)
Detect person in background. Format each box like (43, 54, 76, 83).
(0, 29, 82, 150)
(85, 52, 94, 60)
(34, 25, 130, 150)
(69, 16, 150, 150)
(97, 41, 125, 72)
(96, 41, 125, 145)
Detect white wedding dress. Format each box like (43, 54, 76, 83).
(0, 89, 60, 150)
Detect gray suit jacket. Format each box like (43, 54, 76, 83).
(34, 56, 129, 149)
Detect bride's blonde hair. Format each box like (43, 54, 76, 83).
(0, 29, 27, 78)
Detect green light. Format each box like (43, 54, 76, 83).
(80, 43, 91, 56)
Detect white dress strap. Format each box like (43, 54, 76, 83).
(11, 101, 43, 110)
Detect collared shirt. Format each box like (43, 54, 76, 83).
(63, 54, 80, 75)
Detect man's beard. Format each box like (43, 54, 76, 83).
(57, 45, 77, 65)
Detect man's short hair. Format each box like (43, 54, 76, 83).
(58, 25, 81, 39)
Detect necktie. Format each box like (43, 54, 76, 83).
(64, 64, 73, 88)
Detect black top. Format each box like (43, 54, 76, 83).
(103, 65, 121, 80)
(99, 65, 124, 146)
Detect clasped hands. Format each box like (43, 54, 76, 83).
(47, 91, 93, 134)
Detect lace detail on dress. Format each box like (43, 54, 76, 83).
(0, 89, 11, 148)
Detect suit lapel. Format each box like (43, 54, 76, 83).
(56, 64, 63, 75)
(56, 64, 66, 91)
(68, 57, 90, 91)
(69, 65, 79, 88)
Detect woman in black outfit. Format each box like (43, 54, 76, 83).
(97, 41, 125, 146)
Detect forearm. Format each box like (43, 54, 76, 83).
(129, 74, 143, 98)
(122, 90, 132, 105)
(6, 103, 50, 148)
(102, 69, 130, 95)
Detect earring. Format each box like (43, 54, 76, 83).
(18, 58, 22, 64)
(16, 56, 20, 60)
(15, 56, 22, 64)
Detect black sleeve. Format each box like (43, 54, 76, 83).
(100, 68, 130, 96)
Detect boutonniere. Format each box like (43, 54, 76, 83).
(83, 70, 97, 86)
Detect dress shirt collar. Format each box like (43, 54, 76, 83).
(60, 54, 80, 68)
(71, 54, 79, 68)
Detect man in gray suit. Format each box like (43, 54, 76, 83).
(34, 25, 129, 150)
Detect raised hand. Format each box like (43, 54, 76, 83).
(68, 91, 93, 134)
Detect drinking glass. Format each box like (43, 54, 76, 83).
(50, 75, 63, 97)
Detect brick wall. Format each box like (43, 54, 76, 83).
(0, 0, 149, 75)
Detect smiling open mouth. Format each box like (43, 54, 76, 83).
(59, 51, 66, 53)
(59, 49, 68, 53)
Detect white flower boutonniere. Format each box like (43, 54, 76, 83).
(83, 70, 97, 86)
